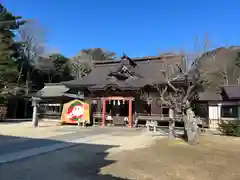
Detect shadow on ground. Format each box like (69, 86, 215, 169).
(0, 119, 32, 124)
(0, 134, 130, 180)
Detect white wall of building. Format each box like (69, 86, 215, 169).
(208, 105, 221, 120)
(208, 101, 240, 129)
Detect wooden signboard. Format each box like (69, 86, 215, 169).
(60, 99, 90, 124)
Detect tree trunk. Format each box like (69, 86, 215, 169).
(24, 71, 30, 118)
(169, 119, 175, 139)
(16, 64, 23, 118)
(183, 108, 200, 145)
(17, 64, 23, 84)
(168, 108, 175, 139)
(13, 97, 18, 118)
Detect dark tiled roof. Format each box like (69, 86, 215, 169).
(198, 89, 222, 101)
(222, 85, 240, 100)
(89, 78, 150, 90)
(198, 85, 240, 101)
(63, 55, 182, 89)
(36, 83, 69, 97)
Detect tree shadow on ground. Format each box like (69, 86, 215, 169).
(0, 134, 130, 180)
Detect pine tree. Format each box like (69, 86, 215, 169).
(0, 4, 25, 92)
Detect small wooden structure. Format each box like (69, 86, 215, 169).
(34, 83, 84, 121)
(196, 85, 240, 130)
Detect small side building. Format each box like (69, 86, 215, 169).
(35, 83, 84, 121)
(196, 85, 240, 130)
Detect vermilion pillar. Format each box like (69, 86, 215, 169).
(128, 99, 132, 128)
(101, 99, 106, 127)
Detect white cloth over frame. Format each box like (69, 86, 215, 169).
(106, 115, 113, 120)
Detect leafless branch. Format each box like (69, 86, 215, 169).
(19, 20, 46, 64)
(182, 84, 195, 104)
(161, 71, 179, 92)
(154, 84, 170, 106)
(176, 64, 184, 74)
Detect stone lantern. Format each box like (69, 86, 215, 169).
(31, 96, 41, 127)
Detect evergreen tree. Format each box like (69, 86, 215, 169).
(0, 4, 25, 92)
(50, 53, 72, 82)
(36, 53, 73, 83)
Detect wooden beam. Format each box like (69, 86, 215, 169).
(101, 96, 134, 101)
(128, 100, 133, 128)
(101, 99, 106, 127)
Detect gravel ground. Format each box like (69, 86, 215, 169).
(0, 121, 67, 140)
(1, 131, 239, 180)
(0, 131, 158, 180)
(102, 135, 240, 180)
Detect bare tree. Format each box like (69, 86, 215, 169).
(137, 35, 240, 144)
(158, 54, 204, 144)
(155, 35, 211, 144)
(18, 20, 46, 116)
(137, 35, 212, 144)
(71, 55, 93, 80)
(155, 47, 240, 144)
(70, 48, 116, 79)
(18, 20, 46, 83)
(198, 47, 240, 88)
(35, 56, 55, 83)
(136, 54, 206, 144)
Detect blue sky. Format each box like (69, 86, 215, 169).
(3, 0, 240, 58)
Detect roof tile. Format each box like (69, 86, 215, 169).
(63, 56, 182, 89)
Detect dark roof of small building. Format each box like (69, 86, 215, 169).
(198, 85, 240, 101)
(222, 85, 240, 100)
(198, 89, 222, 101)
(63, 55, 182, 90)
(36, 83, 69, 98)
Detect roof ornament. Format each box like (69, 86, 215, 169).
(120, 53, 137, 67)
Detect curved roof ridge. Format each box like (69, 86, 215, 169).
(94, 54, 181, 65)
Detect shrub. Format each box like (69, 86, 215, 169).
(0, 96, 7, 104)
(218, 120, 240, 137)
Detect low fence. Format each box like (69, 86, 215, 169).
(37, 104, 61, 121)
(83, 112, 210, 130)
(209, 119, 220, 130)
(134, 114, 208, 133)
(134, 113, 184, 130)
